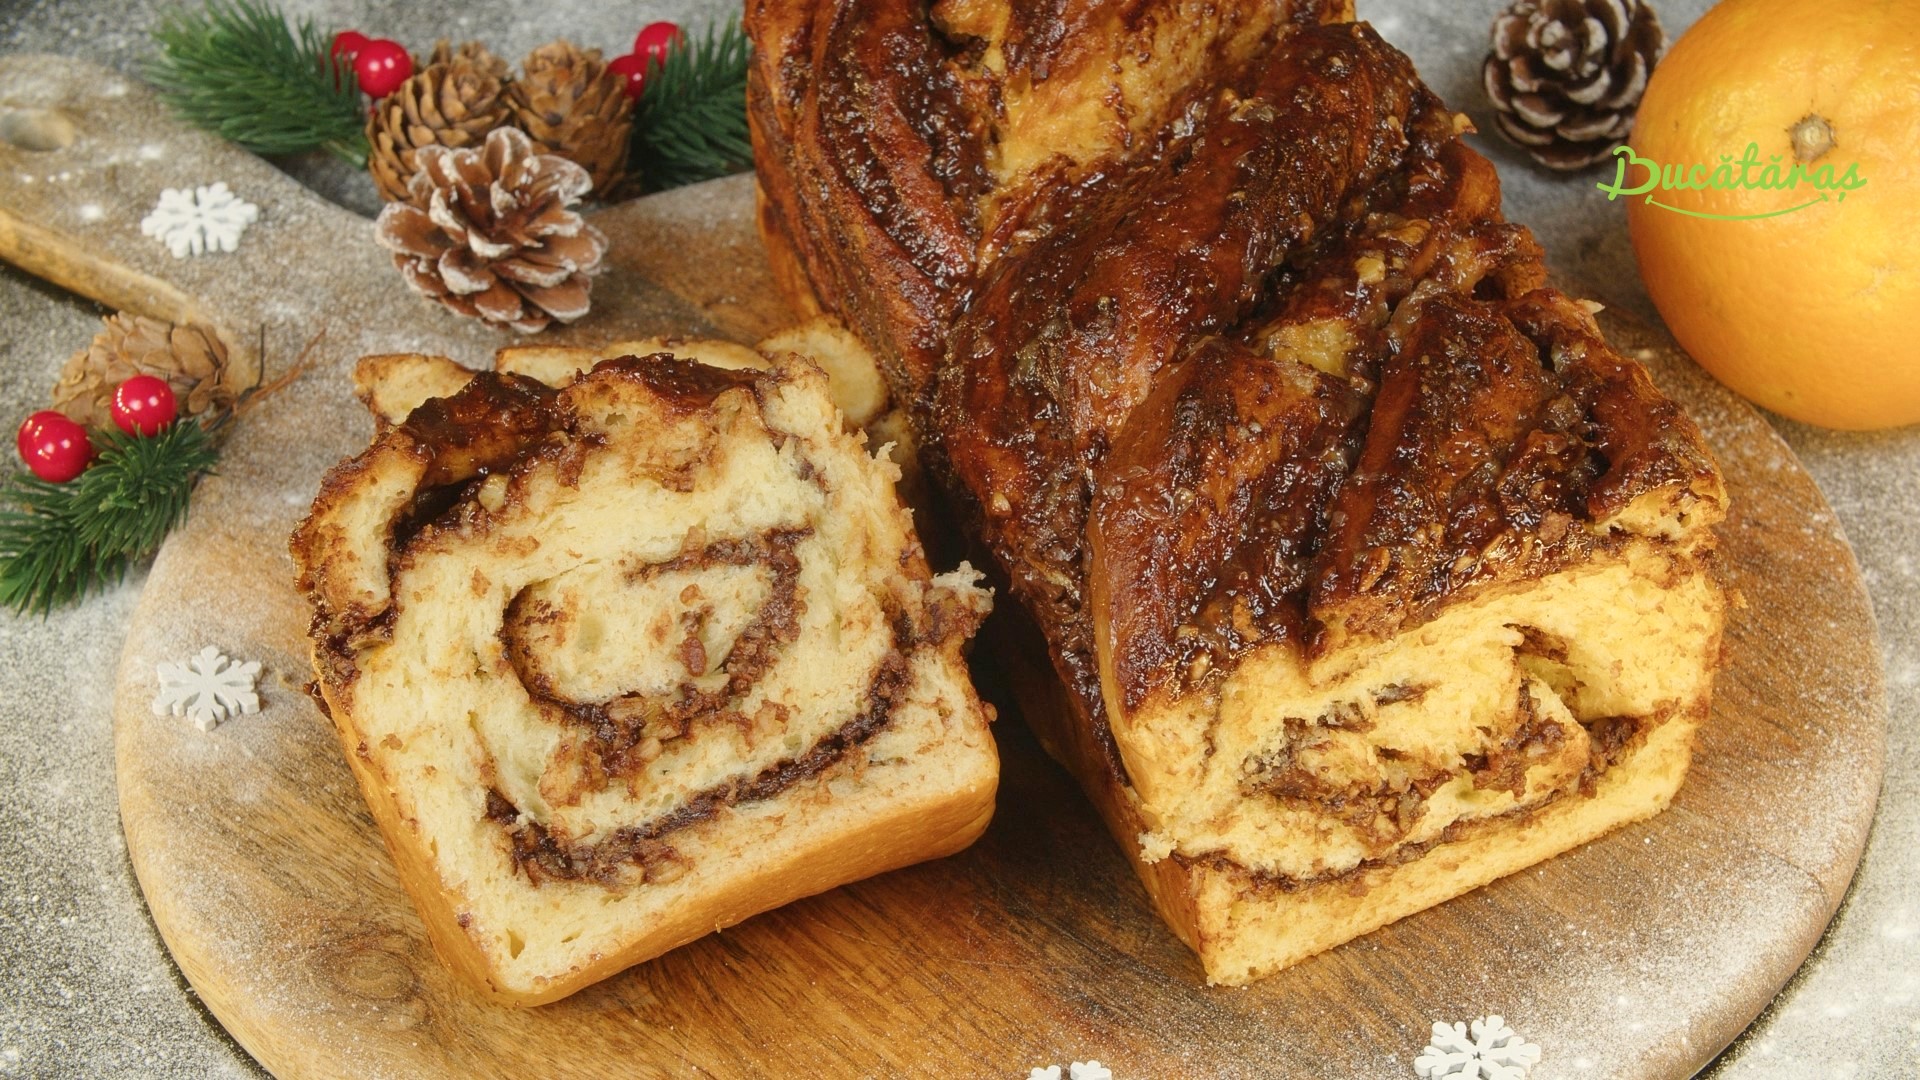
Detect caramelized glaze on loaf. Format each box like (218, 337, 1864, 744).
(748, 0, 1728, 984)
(747, 0, 1352, 402)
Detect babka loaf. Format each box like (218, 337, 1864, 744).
(747, 0, 1728, 984)
(291, 332, 996, 1005)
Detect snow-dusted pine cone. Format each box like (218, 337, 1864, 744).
(1483, 0, 1665, 170)
(375, 126, 609, 334)
(52, 313, 242, 427)
(505, 40, 634, 197)
(368, 47, 514, 202)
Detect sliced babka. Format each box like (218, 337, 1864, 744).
(747, 0, 1727, 984)
(292, 333, 996, 1004)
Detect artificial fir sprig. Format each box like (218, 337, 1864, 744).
(631, 21, 753, 191)
(0, 422, 219, 616)
(146, 0, 368, 165)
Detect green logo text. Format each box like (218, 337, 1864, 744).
(1597, 143, 1866, 220)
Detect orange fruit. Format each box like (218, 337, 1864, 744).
(1624, 0, 1920, 430)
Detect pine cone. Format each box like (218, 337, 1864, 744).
(1484, 0, 1665, 170)
(375, 126, 609, 334)
(505, 41, 634, 197)
(367, 50, 514, 202)
(51, 314, 242, 428)
(421, 39, 510, 81)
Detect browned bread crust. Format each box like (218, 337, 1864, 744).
(747, 0, 1727, 984)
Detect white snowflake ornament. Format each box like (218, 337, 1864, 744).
(140, 182, 259, 258)
(153, 647, 261, 731)
(1414, 1016, 1541, 1080)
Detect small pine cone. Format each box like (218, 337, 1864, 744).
(375, 126, 609, 334)
(367, 53, 514, 202)
(421, 39, 510, 81)
(51, 314, 241, 427)
(1484, 0, 1665, 170)
(505, 40, 634, 197)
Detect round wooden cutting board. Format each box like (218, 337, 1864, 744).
(0, 54, 1885, 1080)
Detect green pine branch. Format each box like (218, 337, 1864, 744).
(632, 21, 753, 192)
(0, 422, 220, 616)
(146, 0, 369, 165)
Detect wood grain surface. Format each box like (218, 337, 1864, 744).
(0, 54, 1886, 1080)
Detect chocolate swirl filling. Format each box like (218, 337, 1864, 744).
(500, 529, 813, 786)
(486, 649, 912, 888)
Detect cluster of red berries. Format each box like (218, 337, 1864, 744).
(15, 376, 177, 483)
(608, 22, 685, 100)
(328, 22, 684, 103)
(330, 30, 412, 98)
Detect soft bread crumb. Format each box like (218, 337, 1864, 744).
(291, 339, 998, 1005)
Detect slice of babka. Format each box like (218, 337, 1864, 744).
(291, 334, 996, 1005)
(747, 0, 1728, 984)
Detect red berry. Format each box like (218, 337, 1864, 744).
(632, 21, 684, 65)
(329, 30, 368, 89)
(608, 52, 650, 99)
(330, 30, 369, 60)
(111, 375, 178, 437)
(354, 38, 413, 99)
(17, 411, 93, 483)
(14, 411, 48, 462)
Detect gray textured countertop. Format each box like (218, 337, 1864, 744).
(1, 1, 1914, 1077)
